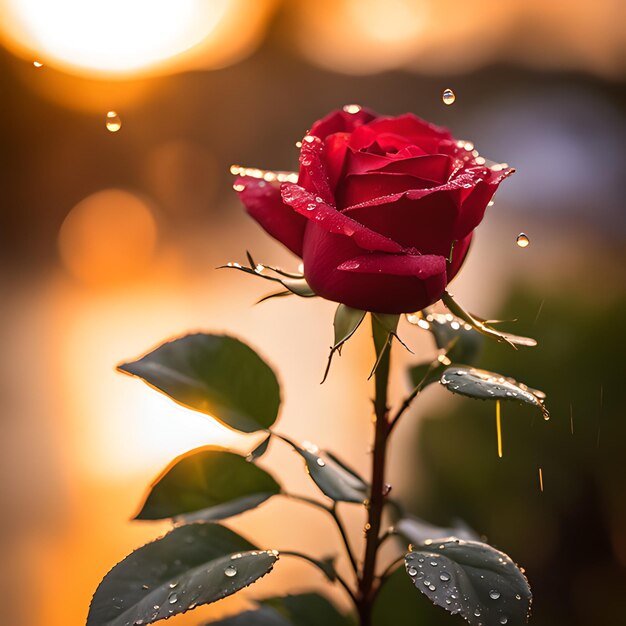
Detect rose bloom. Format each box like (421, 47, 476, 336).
(235, 106, 513, 314)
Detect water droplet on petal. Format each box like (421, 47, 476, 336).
(343, 104, 362, 114)
(33, 60, 43, 68)
(224, 565, 237, 577)
(516, 233, 530, 248)
(442, 88, 456, 105)
(105, 111, 122, 133)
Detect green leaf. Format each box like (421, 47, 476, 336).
(322, 305, 367, 383)
(135, 446, 281, 522)
(439, 367, 549, 419)
(374, 566, 444, 626)
(119, 333, 281, 433)
(87, 523, 278, 626)
(334, 305, 367, 349)
(408, 361, 445, 392)
(276, 436, 368, 503)
(262, 593, 353, 626)
(396, 515, 479, 545)
(442, 291, 537, 348)
(404, 539, 531, 626)
(206, 593, 352, 626)
(205, 607, 290, 625)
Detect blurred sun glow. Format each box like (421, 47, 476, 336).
(0, 0, 281, 82)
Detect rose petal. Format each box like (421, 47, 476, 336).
(337, 253, 446, 279)
(365, 113, 452, 143)
(447, 233, 472, 282)
(281, 183, 402, 253)
(236, 176, 306, 257)
(308, 107, 378, 140)
(297, 134, 334, 205)
(324, 132, 351, 190)
(301, 228, 448, 313)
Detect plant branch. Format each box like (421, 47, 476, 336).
(357, 315, 393, 626)
(280, 551, 358, 606)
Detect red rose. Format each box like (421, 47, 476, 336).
(235, 106, 513, 314)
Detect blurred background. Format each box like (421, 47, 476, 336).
(0, 1, 624, 625)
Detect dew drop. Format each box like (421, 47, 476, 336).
(343, 104, 362, 114)
(429, 584, 436, 591)
(167, 593, 178, 604)
(474, 608, 482, 617)
(440, 572, 451, 582)
(224, 565, 237, 577)
(430, 561, 438, 567)
(105, 111, 122, 133)
(516, 233, 530, 248)
(33, 60, 43, 68)
(306, 203, 317, 211)
(233, 183, 245, 192)
(490, 590, 501, 600)
(408, 566, 418, 577)
(442, 88, 456, 105)
(168, 582, 178, 589)
(500, 617, 508, 624)
(316, 457, 326, 467)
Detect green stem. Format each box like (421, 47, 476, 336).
(357, 315, 392, 626)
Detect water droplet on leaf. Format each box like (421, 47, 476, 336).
(224, 565, 237, 577)
(490, 590, 501, 600)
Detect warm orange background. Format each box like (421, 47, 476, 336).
(0, 2, 624, 625)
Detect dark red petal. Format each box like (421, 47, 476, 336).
(236, 176, 306, 257)
(308, 107, 379, 140)
(337, 253, 446, 279)
(281, 183, 402, 253)
(301, 225, 447, 314)
(447, 233, 472, 282)
(365, 113, 452, 142)
(324, 132, 351, 190)
(344, 192, 459, 256)
(297, 135, 334, 205)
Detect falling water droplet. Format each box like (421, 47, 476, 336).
(33, 60, 43, 68)
(490, 590, 501, 600)
(516, 233, 530, 248)
(105, 111, 122, 133)
(224, 565, 237, 577)
(295, 140, 302, 148)
(442, 89, 456, 105)
(496, 400, 503, 458)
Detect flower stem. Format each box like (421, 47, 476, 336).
(357, 315, 392, 626)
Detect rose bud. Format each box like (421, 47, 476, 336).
(235, 106, 513, 314)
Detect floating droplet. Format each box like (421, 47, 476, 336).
(105, 111, 122, 133)
(295, 140, 302, 148)
(33, 60, 43, 68)
(442, 88, 456, 105)
(408, 566, 418, 577)
(490, 590, 501, 600)
(516, 233, 530, 248)
(440, 572, 451, 581)
(167, 593, 178, 604)
(343, 104, 362, 114)
(224, 565, 237, 577)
